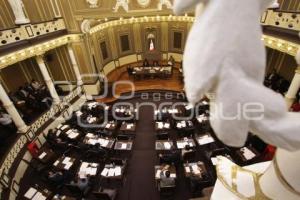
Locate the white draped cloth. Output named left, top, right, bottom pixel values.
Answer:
left=173, top=0, right=300, bottom=151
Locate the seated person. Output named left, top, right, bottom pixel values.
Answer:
left=0, top=112, right=16, bottom=132
left=45, top=129, right=57, bottom=142
left=47, top=171, right=65, bottom=184
left=8, top=92, right=25, bottom=106
left=70, top=177, right=90, bottom=191
left=31, top=79, right=42, bottom=90
left=160, top=170, right=175, bottom=188
left=0, top=112, right=13, bottom=126
left=17, top=86, right=29, bottom=100
left=181, top=145, right=194, bottom=158
left=159, top=148, right=180, bottom=164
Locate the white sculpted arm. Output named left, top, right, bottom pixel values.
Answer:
left=174, top=0, right=300, bottom=151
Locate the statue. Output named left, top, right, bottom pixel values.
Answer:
left=86, top=0, right=99, bottom=8
left=158, top=0, right=173, bottom=10
left=174, top=0, right=300, bottom=199
left=269, top=0, right=280, bottom=9
left=8, top=0, right=30, bottom=24
left=113, top=0, right=129, bottom=12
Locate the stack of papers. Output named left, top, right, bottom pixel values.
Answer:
left=155, top=170, right=161, bottom=178
left=121, top=143, right=127, bottom=149
left=68, top=131, right=79, bottom=139
left=32, top=192, right=47, bottom=200
left=241, top=147, right=256, bottom=160
left=86, top=133, right=94, bottom=138
left=185, top=167, right=191, bottom=173
left=79, top=162, right=98, bottom=177
left=198, top=135, right=214, bottom=145
left=38, top=152, right=47, bottom=159
left=101, top=167, right=122, bottom=177
left=164, top=142, right=171, bottom=149
left=24, top=187, right=37, bottom=199
left=191, top=165, right=201, bottom=175
left=157, top=122, right=163, bottom=129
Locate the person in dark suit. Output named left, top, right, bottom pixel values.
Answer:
left=160, top=170, right=175, bottom=188
left=47, top=171, right=65, bottom=184
left=70, top=177, right=90, bottom=191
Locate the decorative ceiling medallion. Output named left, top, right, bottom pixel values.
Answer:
left=86, top=0, right=98, bottom=8
left=137, top=0, right=151, bottom=8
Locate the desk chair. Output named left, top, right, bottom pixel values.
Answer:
left=65, top=183, right=91, bottom=198
left=116, top=134, right=131, bottom=141
left=182, top=150, right=196, bottom=162
left=159, top=185, right=176, bottom=200
left=156, top=132, right=169, bottom=140
left=93, top=187, right=117, bottom=200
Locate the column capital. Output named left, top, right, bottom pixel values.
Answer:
left=35, top=55, right=45, bottom=64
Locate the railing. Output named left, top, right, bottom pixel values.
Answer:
left=0, top=86, right=84, bottom=196
left=261, top=9, right=300, bottom=32
left=0, top=18, right=66, bottom=47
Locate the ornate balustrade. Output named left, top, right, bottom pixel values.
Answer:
left=0, top=18, right=66, bottom=47
left=261, top=9, right=300, bottom=32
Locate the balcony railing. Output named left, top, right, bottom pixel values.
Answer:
left=261, top=9, right=300, bottom=32
left=0, top=18, right=66, bottom=47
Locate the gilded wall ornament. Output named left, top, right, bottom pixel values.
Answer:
left=137, top=0, right=151, bottom=8
left=86, top=0, right=99, bottom=8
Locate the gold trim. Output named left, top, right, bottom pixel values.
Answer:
left=216, top=157, right=271, bottom=200
left=0, top=34, right=82, bottom=69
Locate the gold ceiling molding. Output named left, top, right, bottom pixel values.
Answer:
left=262, top=34, right=299, bottom=57
left=89, top=15, right=194, bottom=34
left=90, top=15, right=300, bottom=57
left=0, top=34, right=83, bottom=69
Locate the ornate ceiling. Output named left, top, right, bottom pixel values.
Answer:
left=60, top=0, right=176, bottom=32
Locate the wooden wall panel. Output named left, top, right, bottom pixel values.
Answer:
left=0, top=1, right=17, bottom=30
left=0, top=64, right=28, bottom=92
left=45, top=49, right=68, bottom=81
left=266, top=47, right=297, bottom=81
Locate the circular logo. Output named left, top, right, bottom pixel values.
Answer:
left=137, top=0, right=151, bottom=8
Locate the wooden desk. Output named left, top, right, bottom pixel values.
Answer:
left=183, top=162, right=207, bottom=179
left=196, top=114, right=209, bottom=124
left=155, top=122, right=171, bottom=131
left=53, top=156, right=75, bottom=171
left=114, top=140, right=133, bottom=151
left=84, top=133, right=115, bottom=149
left=100, top=164, right=124, bottom=180
left=132, top=66, right=172, bottom=79
left=63, top=129, right=81, bottom=141
left=104, top=121, right=117, bottom=131
left=196, top=134, right=215, bottom=146
left=175, top=120, right=194, bottom=130
left=119, top=122, right=136, bottom=134
left=36, top=147, right=56, bottom=164
left=155, top=140, right=174, bottom=150
left=24, top=187, right=52, bottom=200
left=77, top=162, right=99, bottom=178
left=52, top=195, right=76, bottom=200
left=154, top=164, right=176, bottom=180
left=176, top=138, right=196, bottom=149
